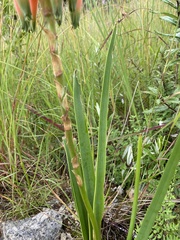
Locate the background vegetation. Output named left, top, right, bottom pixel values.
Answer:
left=0, top=0, right=179, bottom=238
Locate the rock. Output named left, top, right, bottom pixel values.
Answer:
left=60, top=232, right=73, bottom=240
left=2, top=209, right=63, bottom=240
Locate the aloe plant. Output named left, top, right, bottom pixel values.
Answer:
left=12, top=1, right=116, bottom=239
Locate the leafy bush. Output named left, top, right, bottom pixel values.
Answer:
left=136, top=181, right=179, bottom=239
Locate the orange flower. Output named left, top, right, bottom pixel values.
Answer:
left=13, top=0, right=23, bottom=18
left=13, top=0, right=38, bottom=31
left=13, top=0, right=82, bottom=30
left=76, top=0, right=82, bottom=12
left=70, top=0, right=83, bottom=28
left=28, top=0, right=38, bottom=30
left=15, top=0, right=31, bottom=18
left=13, top=0, right=29, bottom=30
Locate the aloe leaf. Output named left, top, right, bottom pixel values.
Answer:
left=73, top=74, right=95, bottom=206
left=64, top=131, right=100, bottom=239
left=93, top=26, right=116, bottom=228
left=136, top=134, right=180, bottom=239
left=63, top=139, right=89, bottom=240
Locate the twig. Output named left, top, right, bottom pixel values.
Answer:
left=100, top=9, right=137, bottom=50
left=26, top=104, right=64, bottom=131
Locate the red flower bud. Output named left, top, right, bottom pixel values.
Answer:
left=13, top=0, right=38, bottom=31
left=29, top=0, right=38, bottom=30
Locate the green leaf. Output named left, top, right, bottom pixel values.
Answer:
left=63, top=140, right=89, bottom=240
left=155, top=30, right=177, bottom=37
left=136, top=133, right=180, bottom=239
left=148, top=87, right=159, bottom=95
left=167, top=58, right=180, bottom=66
left=127, top=135, right=142, bottom=240
left=73, top=74, right=95, bottom=206
left=162, top=0, right=177, bottom=9
left=93, top=25, right=116, bottom=228
left=160, top=16, right=178, bottom=26
left=161, top=12, right=178, bottom=19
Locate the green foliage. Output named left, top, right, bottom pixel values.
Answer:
left=68, top=26, right=116, bottom=239
left=136, top=134, right=180, bottom=239
left=136, top=181, right=180, bottom=239
left=158, top=0, right=180, bottom=65
left=160, top=0, right=180, bottom=29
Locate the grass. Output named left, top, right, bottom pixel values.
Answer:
left=0, top=0, right=180, bottom=238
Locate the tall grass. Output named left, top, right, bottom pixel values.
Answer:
left=0, top=2, right=65, bottom=218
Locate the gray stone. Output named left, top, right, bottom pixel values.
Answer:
left=60, top=233, right=73, bottom=240
left=2, top=209, right=62, bottom=240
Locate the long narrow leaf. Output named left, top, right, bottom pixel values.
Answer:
left=160, top=16, right=178, bottom=26
left=64, top=140, right=89, bottom=240
left=64, top=138, right=100, bottom=240
left=93, top=26, right=116, bottom=228
left=162, top=0, right=177, bottom=9
left=73, top=74, right=95, bottom=206
left=127, top=135, right=142, bottom=240
left=136, top=133, right=180, bottom=239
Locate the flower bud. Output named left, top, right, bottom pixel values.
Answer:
left=29, top=0, right=38, bottom=30
left=13, top=0, right=38, bottom=31
left=13, top=0, right=26, bottom=29
left=16, top=0, right=31, bottom=19
left=51, top=0, right=63, bottom=26
left=70, top=0, right=82, bottom=28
